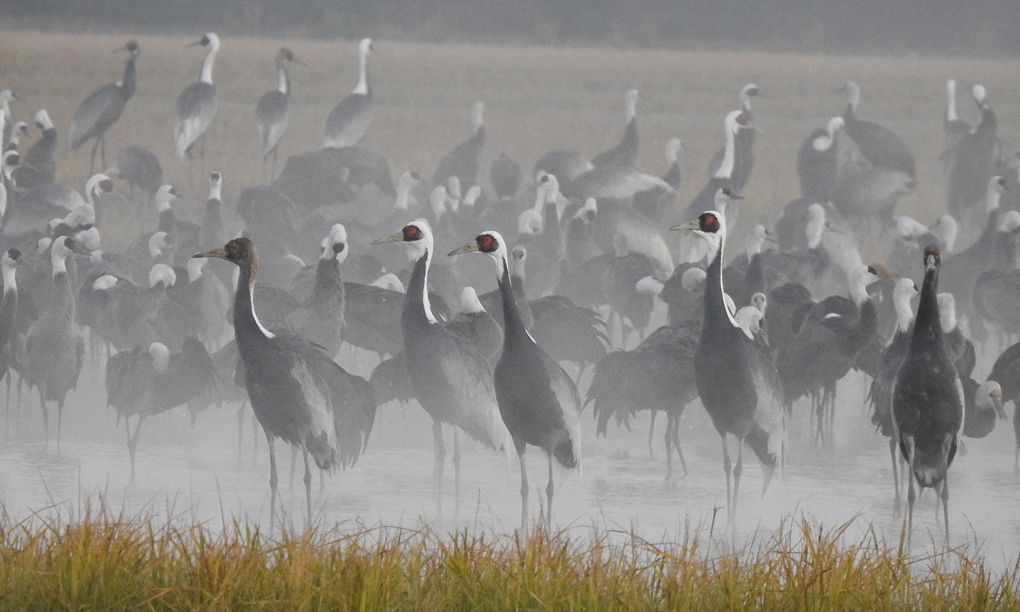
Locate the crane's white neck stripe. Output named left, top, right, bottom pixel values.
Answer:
left=422, top=248, right=438, bottom=325
left=249, top=284, right=276, bottom=339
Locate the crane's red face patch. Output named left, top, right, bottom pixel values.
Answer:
left=403, top=225, right=423, bottom=241
left=700, top=212, right=720, bottom=233
left=477, top=233, right=498, bottom=253
left=333, top=242, right=345, bottom=255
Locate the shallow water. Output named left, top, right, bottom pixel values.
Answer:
left=1, top=349, right=1018, bottom=571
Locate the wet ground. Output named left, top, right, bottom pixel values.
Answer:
left=1, top=354, right=1018, bottom=571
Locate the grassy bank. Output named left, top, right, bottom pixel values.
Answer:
left=0, top=503, right=1016, bottom=610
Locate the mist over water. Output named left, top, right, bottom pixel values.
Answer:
left=2, top=304, right=1017, bottom=570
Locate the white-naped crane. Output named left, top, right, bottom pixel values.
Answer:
left=892, top=245, right=963, bottom=549
left=777, top=263, right=881, bottom=445
left=323, top=38, right=374, bottom=149
left=23, top=236, right=87, bottom=449
left=0, top=248, right=23, bottom=431
left=256, top=47, right=304, bottom=179
left=587, top=320, right=699, bottom=483
left=194, top=237, right=376, bottom=527
left=591, top=88, right=640, bottom=169
left=796, top=116, right=844, bottom=202
left=672, top=210, right=785, bottom=524
left=868, top=276, right=918, bottom=509
left=68, top=40, right=139, bottom=175
left=432, top=100, right=485, bottom=191
left=174, top=33, right=221, bottom=174
left=105, top=337, right=218, bottom=478
left=450, top=230, right=581, bottom=530
left=840, top=80, right=916, bottom=180
left=372, top=220, right=511, bottom=517
left=16, top=109, right=57, bottom=189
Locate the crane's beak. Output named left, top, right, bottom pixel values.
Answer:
left=764, top=228, right=778, bottom=244
left=193, top=248, right=227, bottom=259
left=371, top=231, right=404, bottom=245
left=670, top=219, right=700, bottom=232
left=448, top=242, right=479, bottom=256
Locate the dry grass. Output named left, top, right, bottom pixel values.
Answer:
left=2, top=29, right=1020, bottom=252
left=0, top=501, right=1017, bottom=610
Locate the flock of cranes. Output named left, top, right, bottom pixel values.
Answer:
left=2, top=31, right=1020, bottom=541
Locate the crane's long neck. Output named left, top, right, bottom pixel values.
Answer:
left=310, top=256, right=343, bottom=312
left=0, top=265, right=17, bottom=346
left=703, top=234, right=740, bottom=333
left=403, top=250, right=437, bottom=332
left=2, top=263, right=16, bottom=297
left=894, top=293, right=914, bottom=334
left=233, top=257, right=275, bottom=343
left=715, top=120, right=737, bottom=180
left=354, top=46, right=369, bottom=96
left=498, top=257, right=531, bottom=348
left=121, top=54, right=138, bottom=99
left=199, top=45, right=218, bottom=84
left=945, top=80, right=958, bottom=123
left=911, top=266, right=942, bottom=352
left=277, top=60, right=290, bottom=95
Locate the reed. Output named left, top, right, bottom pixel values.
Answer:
left=0, top=501, right=1016, bottom=611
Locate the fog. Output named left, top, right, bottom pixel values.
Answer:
left=1, top=0, right=1020, bottom=577
left=4, top=0, right=1020, bottom=56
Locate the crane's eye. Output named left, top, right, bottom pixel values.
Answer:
left=403, top=225, right=422, bottom=241
left=700, top=213, right=720, bottom=232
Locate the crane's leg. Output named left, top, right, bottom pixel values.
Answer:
left=731, top=438, right=745, bottom=524
left=302, top=448, right=313, bottom=527
left=452, top=428, right=462, bottom=518
left=904, top=436, right=916, bottom=551
left=265, top=430, right=278, bottom=529
left=99, top=134, right=108, bottom=170
left=720, top=433, right=732, bottom=521
left=289, top=444, right=298, bottom=492
left=545, top=452, right=555, bottom=532
left=38, top=390, right=49, bottom=448
left=664, top=412, right=673, bottom=483
left=432, top=420, right=445, bottom=518
left=518, top=449, right=528, bottom=530
left=670, top=412, right=688, bottom=477
left=940, top=438, right=952, bottom=542
left=648, top=410, right=658, bottom=459
left=237, top=401, right=245, bottom=467
left=128, top=415, right=145, bottom=480
left=889, top=436, right=901, bottom=514
left=56, top=398, right=64, bottom=453
left=88, top=138, right=100, bottom=176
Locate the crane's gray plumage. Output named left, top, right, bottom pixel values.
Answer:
left=373, top=220, right=511, bottom=515
left=16, top=109, right=57, bottom=189
left=323, top=38, right=374, bottom=149
left=591, top=89, right=640, bottom=169
left=175, top=32, right=221, bottom=160
left=194, top=237, right=376, bottom=526
left=109, top=145, right=163, bottom=202
left=256, top=47, right=304, bottom=177
left=672, top=209, right=785, bottom=524
left=106, top=337, right=218, bottom=477
left=450, top=230, right=581, bottom=529
left=24, top=236, right=86, bottom=448
left=432, top=100, right=485, bottom=190
left=68, top=40, right=139, bottom=174
left=841, top=80, right=916, bottom=180
left=891, top=245, right=963, bottom=549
